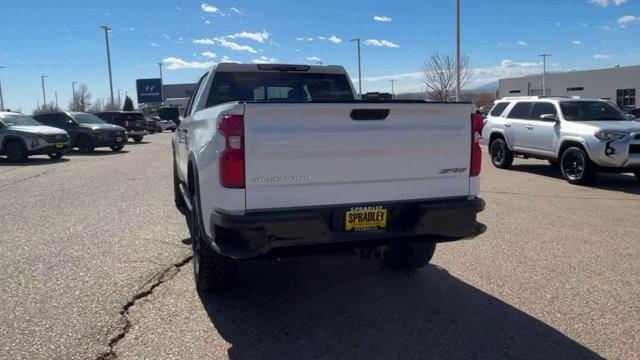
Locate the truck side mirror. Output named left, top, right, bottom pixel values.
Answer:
left=626, top=113, right=636, bottom=120
left=540, top=114, right=558, bottom=122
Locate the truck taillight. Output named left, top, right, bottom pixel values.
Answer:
left=470, top=114, right=483, bottom=177
left=218, top=115, right=245, bottom=188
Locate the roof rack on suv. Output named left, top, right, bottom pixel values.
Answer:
left=499, top=96, right=576, bottom=101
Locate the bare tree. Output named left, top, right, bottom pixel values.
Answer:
left=89, top=97, right=105, bottom=112
left=422, top=51, right=472, bottom=102
left=32, top=101, right=60, bottom=115
left=103, top=100, right=120, bottom=111
left=69, top=84, right=92, bottom=112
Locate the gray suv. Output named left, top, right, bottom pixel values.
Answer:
left=481, top=96, right=640, bottom=184
left=0, top=111, right=70, bottom=162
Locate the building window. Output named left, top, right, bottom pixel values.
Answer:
left=567, top=87, right=584, bottom=92
left=509, top=90, right=521, bottom=94
left=617, top=89, right=636, bottom=108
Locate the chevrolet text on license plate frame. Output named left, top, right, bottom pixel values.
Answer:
left=345, top=205, right=387, bottom=231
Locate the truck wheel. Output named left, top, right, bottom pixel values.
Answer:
left=110, top=145, right=124, bottom=152
left=382, top=242, right=436, bottom=270
left=77, top=136, right=94, bottom=154
left=190, top=174, right=237, bottom=292
left=173, top=159, right=188, bottom=215
left=490, top=138, right=514, bottom=169
left=560, top=147, right=596, bottom=185
left=48, top=152, right=64, bottom=160
left=5, top=141, right=28, bottom=162
left=133, top=135, right=143, bottom=143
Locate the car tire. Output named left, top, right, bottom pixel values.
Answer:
left=48, top=152, right=64, bottom=160
left=170, top=128, right=176, bottom=132
left=5, top=140, right=28, bottom=162
left=132, top=135, right=143, bottom=143
left=174, top=159, right=188, bottom=215
left=189, top=174, right=237, bottom=292
left=490, top=138, right=514, bottom=169
left=77, top=135, right=94, bottom=154
left=382, top=242, right=436, bottom=270
left=560, top=147, right=596, bottom=185
left=110, top=145, right=124, bottom=152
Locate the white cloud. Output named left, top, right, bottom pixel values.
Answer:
left=589, top=0, right=627, bottom=7
left=373, top=15, right=392, bottom=22
left=306, top=56, right=322, bottom=62
left=201, top=3, right=222, bottom=14
left=364, top=39, right=399, bottom=48
left=328, top=35, right=342, bottom=44
left=251, top=56, right=279, bottom=64
left=204, top=19, right=212, bottom=24
left=201, top=51, right=217, bottom=58
left=517, top=41, right=527, bottom=46
left=221, top=56, right=241, bottom=64
left=228, top=30, right=270, bottom=43
left=150, top=42, right=159, bottom=47
left=296, top=37, right=314, bottom=42
left=193, top=37, right=258, bottom=53
left=163, top=57, right=215, bottom=70
left=193, top=38, right=215, bottom=45
left=572, top=40, right=582, bottom=45
left=594, top=54, right=613, bottom=59
left=618, top=15, right=640, bottom=28
left=601, top=25, right=612, bottom=31
left=229, top=7, right=245, bottom=15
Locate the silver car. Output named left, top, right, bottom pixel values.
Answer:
left=0, top=111, right=71, bottom=162
left=481, top=96, right=640, bottom=184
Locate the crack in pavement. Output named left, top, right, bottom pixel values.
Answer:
left=482, top=190, right=640, bottom=202
left=96, top=255, right=193, bottom=360
left=0, top=170, right=54, bottom=189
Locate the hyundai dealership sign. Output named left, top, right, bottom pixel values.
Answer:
left=136, top=78, right=163, bottom=104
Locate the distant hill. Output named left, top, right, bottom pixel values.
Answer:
left=474, top=81, right=499, bottom=91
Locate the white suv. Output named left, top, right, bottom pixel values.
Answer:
left=481, top=96, right=640, bottom=184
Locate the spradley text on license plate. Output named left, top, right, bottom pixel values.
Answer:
left=345, top=205, right=387, bottom=231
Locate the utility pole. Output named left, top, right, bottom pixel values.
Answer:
left=41, top=75, right=48, bottom=106
left=158, top=62, right=164, bottom=104
left=316, top=61, right=323, bottom=66
left=0, top=66, right=5, bottom=110
left=72, top=82, right=77, bottom=107
left=101, top=25, right=115, bottom=105
left=455, top=0, right=461, bottom=102
left=538, top=54, right=552, bottom=96
left=350, top=38, right=362, bottom=97
left=54, top=91, right=58, bottom=109
left=117, top=88, right=122, bottom=107
left=389, top=79, right=397, bottom=99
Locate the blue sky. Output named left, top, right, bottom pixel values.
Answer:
left=0, top=0, right=639, bottom=112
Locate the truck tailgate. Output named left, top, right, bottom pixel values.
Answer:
left=243, top=102, right=473, bottom=211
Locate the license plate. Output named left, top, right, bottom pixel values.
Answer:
left=345, top=206, right=387, bottom=231
left=55, top=142, right=64, bottom=149
left=116, top=137, right=123, bottom=143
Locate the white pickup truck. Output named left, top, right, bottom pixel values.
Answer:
left=173, top=63, right=486, bottom=291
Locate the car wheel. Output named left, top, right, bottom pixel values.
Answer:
left=490, top=138, right=514, bottom=169
left=174, top=159, right=188, bottom=215
left=560, top=147, right=596, bottom=185
left=77, top=136, right=95, bottom=154
left=189, top=174, right=237, bottom=292
left=110, top=145, right=124, bottom=152
left=382, top=242, right=436, bottom=270
left=132, top=135, right=143, bottom=143
left=48, top=152, right=64, bottom=160
left=5, top=140, right=28, bottom=162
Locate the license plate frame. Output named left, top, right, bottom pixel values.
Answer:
left=345, top=206, right=388, bottom=232
left=55, top=142, right=64, bottom=149
left=115, top=137, right=123, bottom=143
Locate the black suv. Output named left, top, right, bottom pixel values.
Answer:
left=94, top=111, right=148, bottom=142
left=33, top=112, right=127, bottom=153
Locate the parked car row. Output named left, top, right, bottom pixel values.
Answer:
left=1, top=109, right=162, bottom=162
left=481, top=96, right=640, bottom=184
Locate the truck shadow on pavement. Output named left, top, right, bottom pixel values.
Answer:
left=509, top=164, right=640, bottom=195
left=0, top=157, right=70, bottom=166
left=198, top=254, right=601, bottom=360
left=65, top=149, right=130, bottom=156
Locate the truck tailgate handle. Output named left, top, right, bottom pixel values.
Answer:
left=350, top=109, right=390, bottom=121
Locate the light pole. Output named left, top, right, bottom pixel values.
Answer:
left=316, top=61, right=323, bottom=66
left=72, top=81, right=77, bottom=106
left=350, top=38, right=362, bottom=97
left=0, top=66, right=5, bottom=110
left=158, top=62, right=164, bottom=104
left=101, top=25, right=115, bottom=105
left=54, top=91, right=58, bottom=109
left=41, top=75, right=48, bottom=106
left=538, top=54, right=552, bottom=96
left=389, top=79, right=397, bottom=99
left=455, top=0, right=461, bottom=102
left=117, top=88, right=122, bottom=107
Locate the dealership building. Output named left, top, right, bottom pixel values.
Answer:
left=499, top=65, right=639, bottom=108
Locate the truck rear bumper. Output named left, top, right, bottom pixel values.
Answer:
left=208, top=197, right=486, bottom=259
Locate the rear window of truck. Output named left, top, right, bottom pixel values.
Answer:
left=206, top=71, right=355, bottom=107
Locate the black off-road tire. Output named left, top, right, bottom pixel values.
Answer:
left=132, top=135, right=144, bottom=143
left=490, top=138, right=514, bottom=169
left=5, top=141, right=28, bottom=162
left=48, top=152, right=64, bottom=160
left=560, top=147, right=596, bottom=185
left=110, top=145, right=124, bottom=152
left=77, top=135, right=94, bottom=154
left=382, top=242, right=437, bottom=271
left=189, top=176, right=237, bottom=292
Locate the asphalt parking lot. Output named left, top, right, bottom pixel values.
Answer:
left=1, top=133, right=639, bottom=359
